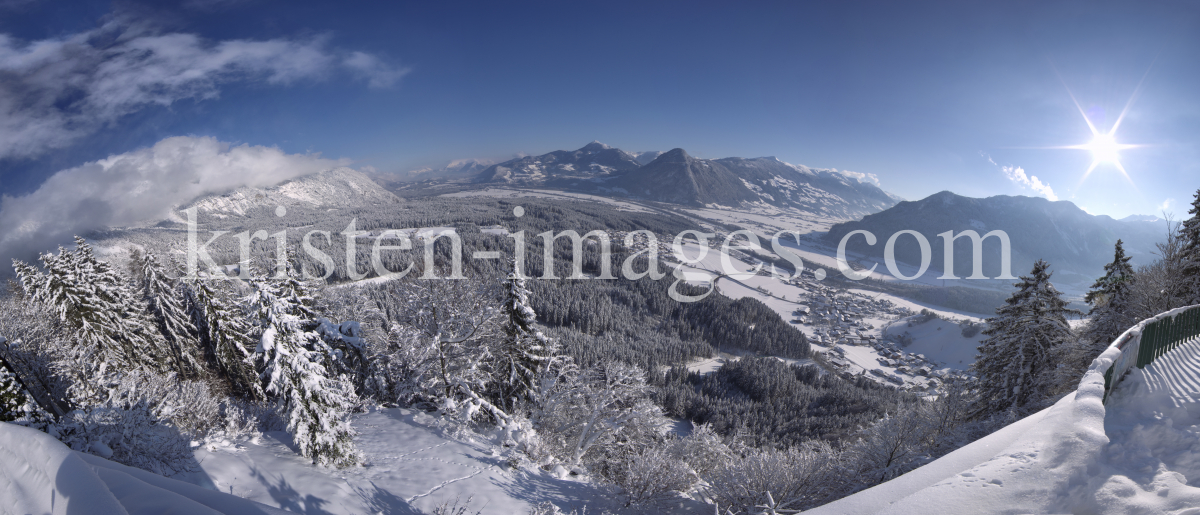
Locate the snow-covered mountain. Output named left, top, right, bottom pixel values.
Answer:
left=182, top=167, right=400, bottom=217
left=474, top=142, right=902, bottom=219
left=475, top=141, right=642, bottom=183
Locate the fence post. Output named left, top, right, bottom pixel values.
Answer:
left=1139, top=323, right=1154, bottom=368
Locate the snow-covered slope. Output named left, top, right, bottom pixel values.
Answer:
left=811, top=308, right=1200, bottom=514
left=183, top=167, right=400, bottom=217
left=0, top=421, right=288, bottom=515
left=169, top=407, right=703, bottom=514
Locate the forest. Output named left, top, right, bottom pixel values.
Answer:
left=2, top=190, right=1200, bottom=512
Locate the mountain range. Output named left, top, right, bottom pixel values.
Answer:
left=473, top=141, right=902, bottom=219
left=824, top=191, right=1168, bottom=288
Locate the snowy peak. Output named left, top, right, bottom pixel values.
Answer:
left=183, top=167, right=400, bottom=217
left=474, top=141, right=642, bottom=184
left=473, top=142, right=901, bottom=219
left=579, top=140, right=612, bottom=152
left=652, top=147, right=691, bottom=163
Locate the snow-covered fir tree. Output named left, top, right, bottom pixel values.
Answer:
left=137, top=252, right=204, bottom=377
left=1182, top=188, right=1200, bottom=302
left=252, top=267, right=360, bottom=468
left=0, top=344, right=32, bottom=422
left=185, top=278, right=264, bottom=400
left=12, top=237, right=168, bottom=376
left=1083, top=239, right=1136, bottom=347
left=490, top=258, right=556, bottom=413
left=974, top=259, right=1075, bottom=414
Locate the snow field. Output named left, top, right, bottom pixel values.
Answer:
left=174, top=407, right=680, bottom=514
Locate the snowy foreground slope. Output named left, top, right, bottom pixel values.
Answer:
left=4, top=407, right=705, bottom=514
left=812, top=331, right=1200, bottom=514
left=169, top=408, right=652, bottom=514
left=0, top=421, right=290, bottom=515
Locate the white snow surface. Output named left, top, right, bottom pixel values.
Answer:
left=171, top=407, right=695, bottom=514
left=812, top=313, right=1200, bottom=514
left=0, top=421, right=288, bottom=515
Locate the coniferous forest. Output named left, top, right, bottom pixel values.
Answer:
left=3, top=191, right=1200, bottom=512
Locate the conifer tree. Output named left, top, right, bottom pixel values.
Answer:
left=0, top=353, right=32, bottom=422
left=491, top=258, right=555, bottom=413
left=1083, top=240, right=1136, bottom=347
left=974, top=260, right=1075, bottom=414
left=138, top=252, right=204, bottom=376
left=185, top=279, right=263, bottom=400
left=1181, top=189, right=1200, bottom=302
left=12, top=237, right=166, bottom=373
left=252, top=267, right=360, bottom=468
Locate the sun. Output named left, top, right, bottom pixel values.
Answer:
left=1068, top=129, right=1138, bottom=182
left=1053, top=71, right=1149, bottom=186
left=1083, top=133, right=1121, bottom=164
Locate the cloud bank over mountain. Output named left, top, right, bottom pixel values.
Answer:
left=0, top=136, right=344, bottom=266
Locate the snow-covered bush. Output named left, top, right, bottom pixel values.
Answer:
left=844, top=407, right=932, bottom=485
left=527, top=502, right=586, bottom=515
left=667, top=423, right=732, bottom=478
left=599, top=444, right=695, bottom=507
left=379, top=277, right=510, bottom=424
left=703, top=441, right=842, bottom=514
left=532, top=361, right=664, bottom=466
left=57, top=400, right=195, bottom=475
left=958, top=320, right=984, bottom=338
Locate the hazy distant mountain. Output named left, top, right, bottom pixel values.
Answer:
left=1119, top=214, right=1163, bottom=223
left=475, top=142, right=901, bottom=218
left=402, top=159, right=497, bottom=181
left=633, top=150, right=665, bottom=165
left=183, top=167, right=400, bottom=217
left=824, top=191, right=1167, bottom=287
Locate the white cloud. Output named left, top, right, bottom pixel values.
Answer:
left=0, top=22, right=407, bottom=160
left=344, top=51, right=410, bottom=89
left=1001, top=165, right=1057, bottom=201
left=837, top=169, right=882, bottom=187
left=0, top=136, right=344, bottom=264
left=1159, top=198, right=1175, bottom=213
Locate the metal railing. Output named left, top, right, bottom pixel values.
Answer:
left=1102, top=304, right=1200, bottom=404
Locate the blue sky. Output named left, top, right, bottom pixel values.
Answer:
left=1, top=0, right=1198, bottom=220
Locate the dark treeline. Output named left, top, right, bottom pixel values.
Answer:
left=658, top=357, right=917, bottom=448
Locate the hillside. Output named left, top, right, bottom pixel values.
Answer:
left=824, top=191, right=1167, bottom=289
left=181, top=167, right=401, bottom=218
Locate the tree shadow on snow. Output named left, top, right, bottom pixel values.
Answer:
left=248, top=464, right=335, bottom=515
left=353, top=481, right=424, bottom=515
left=495, top=470, right=612, bottom=514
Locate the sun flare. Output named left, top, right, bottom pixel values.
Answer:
left=1068, top=130, right=1137, bottom=182
left=1084, top=133, right=1121, bottom=164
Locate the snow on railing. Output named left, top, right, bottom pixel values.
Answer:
left=1098, top=304, right=1200, bottom=404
